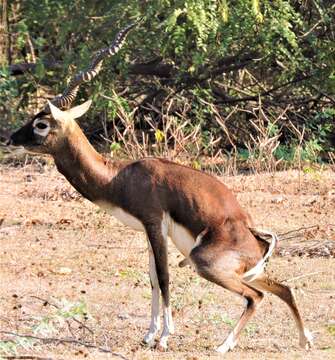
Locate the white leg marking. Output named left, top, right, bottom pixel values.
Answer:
left=157, top=217, right=174, bottom=350
left=158, top=305, right=174, bottom=350
left=164, top=212, right=195, bottom=257
left=216, top=296, right=263, bottom=354
left=216, top=331, right=238, bottom=354
left=143, top=243, right=160, bottom=346
left=288, top=289, right=313, bottom=350
left=299, top=328, right=313, bottom=350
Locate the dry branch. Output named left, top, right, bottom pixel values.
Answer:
left=7, top=61, right=62, bottom=76
left=277, top=240, right=335, bottom=258
left=284, top=271, right=327, bottom=283
left=30, top=296, right=94, bottom=335
left=278, top=225, right=320, bottom=241
left=0, top=331, right=129, bottom=360
left=3, top=356, right=53, bottom=360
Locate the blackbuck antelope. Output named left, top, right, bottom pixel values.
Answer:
left=8, top=23, right=313, bottom=354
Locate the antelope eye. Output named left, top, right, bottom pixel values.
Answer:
left=36, top=122, right=48, bottom=130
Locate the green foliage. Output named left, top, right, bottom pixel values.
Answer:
left=308, top=108, right=335, bottom=153
left=0, top=340, right=17, bottom=356
left=56, top=298, right=88, bottom=319
left=0, top=68, right=18, bottom=100
left=273, top=144, right=295, bottom=162
left=0, top=337, right=35, bottom=358
left=0, top=68, right=20, bottom=131
left=110, top=142, right=121, bottom=154
left=0, top=298, right=89, bottom=358
left=14, top=20, right=29, bottom=49
left=2, top=0, right=334, bottom=166
left=13, top=0, right=328, bottom=90
left=328, top=324, right=335, bottom=337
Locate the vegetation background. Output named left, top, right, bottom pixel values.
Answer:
left=0, top=0, right=334, bottom=171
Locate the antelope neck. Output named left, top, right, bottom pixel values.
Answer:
left=52, top=124, right=119, bottom=201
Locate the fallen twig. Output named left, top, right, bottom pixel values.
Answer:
left=0, top=331, right=129, bottom=360
left=278, top=225, right=320, bottom=240
left=30, top=296, right=94, bottom=335
left=278, top=233, right=305, bottom=242
left=284, top=271, right=327, bottom=283
left=277, top=239, right=335, bottom=258
left=3, top=356, right=53, bottom=360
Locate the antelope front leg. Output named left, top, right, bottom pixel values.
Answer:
left=146, top=223, right=174, bottom=351
left=159, top=303, right=174, bottom=351
left=143, top=242, right=160, bottom=346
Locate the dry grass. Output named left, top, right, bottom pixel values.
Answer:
left=0, top=164, right=334, bottom=359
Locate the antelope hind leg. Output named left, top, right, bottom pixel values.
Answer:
left=190, top=246, right=264, bottom=354
left=248, top=275, right=313, bottom=350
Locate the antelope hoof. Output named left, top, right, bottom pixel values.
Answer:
left=142, top=337, right=155, bottom=348
left=216, top=342, right=236, bottom=354
left=156, top=338, right=168, bottom=352
left=299, top=329, right=313, bottom=350
left=156, top=343, right=168, bottom=352
left=216, top=333, right=237, bottom=354
left=157, top=344, right=168, bottom=352
left=142, top=331, right=159, bottom=348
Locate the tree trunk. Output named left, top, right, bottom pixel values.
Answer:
left=0, top=0, right=11, bottom=65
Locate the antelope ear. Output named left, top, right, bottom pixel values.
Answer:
left=48, top=100, right=68, bottom=122
left=67, top=100, right=92, bottom=119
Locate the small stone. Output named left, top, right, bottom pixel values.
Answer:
left=118, top=313, right=130, bottom=320
left=54, top=267, right=72, bottom=275
left=303, top=197, right=317, bottom=206
left=271, top=195, right=285, bottom=204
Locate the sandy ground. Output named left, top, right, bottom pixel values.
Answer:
left=0, top=164, right=334, bottom=359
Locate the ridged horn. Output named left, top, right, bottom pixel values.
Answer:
left=45, top=20, right=140, bottom=112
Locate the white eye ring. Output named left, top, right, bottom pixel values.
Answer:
left=33, top=119, right=50, bottom=137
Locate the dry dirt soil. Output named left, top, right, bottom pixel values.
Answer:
left=0, top=164, right=334, bottom=360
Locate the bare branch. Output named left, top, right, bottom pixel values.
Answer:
left=0, top=331, right=129, bottom=360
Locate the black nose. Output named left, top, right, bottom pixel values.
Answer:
left=8, top=120, right=35, bottom=146
left=6, top=138, right=13, bottom=146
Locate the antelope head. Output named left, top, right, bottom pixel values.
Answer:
left=8, top=21, right=139, bottom=154
left=9, top=100, right=92, bottom=154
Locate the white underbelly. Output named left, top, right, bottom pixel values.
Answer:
left=163, top=213, right=195, bottom=257
left=95, top=202, right=195, bottom=256
left=95, top=201, right=144, bottom=231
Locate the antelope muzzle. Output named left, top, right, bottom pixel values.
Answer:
left=8, top=120, right=35, bottom=147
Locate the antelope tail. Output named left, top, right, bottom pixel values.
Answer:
left=243, top=228, right=279, bottom=282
